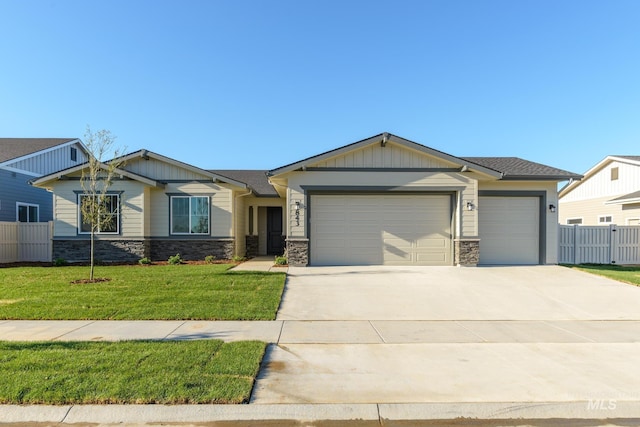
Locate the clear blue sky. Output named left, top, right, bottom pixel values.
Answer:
left=1, top=0, right=639, bottom=176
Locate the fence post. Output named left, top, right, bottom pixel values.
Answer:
left=610, top=224, right=617, bottom=264
left=573, top=224, right=578, bottom=265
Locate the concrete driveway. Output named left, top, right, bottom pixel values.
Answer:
left=252, top=265, right=640, bottom=408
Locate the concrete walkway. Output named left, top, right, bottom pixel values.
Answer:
left=230, top=255, right=289, bottom=272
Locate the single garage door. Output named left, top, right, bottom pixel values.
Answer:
left=310, top=194, right=452, bottom=266
left=478, top=196, right=540, bottom=265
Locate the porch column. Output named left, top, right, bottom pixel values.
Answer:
left=252, top=205, right=259, bottom=236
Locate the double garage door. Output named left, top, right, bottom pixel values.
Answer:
left=309, top=194, right=542, bottom=266
left=310, top=194, right=452, bottom=266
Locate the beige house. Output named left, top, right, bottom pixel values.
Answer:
left=559, top=156, right=640, bottom=226
left=33, top=133, right=580, bottom=266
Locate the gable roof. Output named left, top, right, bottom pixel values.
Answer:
left=268, top=133, right=504, bottom=178
left=0, top=138, right=80, bottom=164
left=268, top=132, right=580, bottom=181
left=31, top=161, right=165, bottom=189
left=559, top=155, right=640, bottom=198
left=605, top=190, right=640, bottom=205
left=209, top=170, right=277, bottom=197
left=462, top=157, right=582, bottom=180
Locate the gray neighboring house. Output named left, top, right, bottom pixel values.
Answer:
left=0, top=138, right=88, bottom=223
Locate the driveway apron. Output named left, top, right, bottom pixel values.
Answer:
left=251, top=265, right=640, bottom=406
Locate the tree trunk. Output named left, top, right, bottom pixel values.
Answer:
left=90, top=230, right=95, bottom=281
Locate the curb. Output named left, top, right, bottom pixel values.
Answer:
left=3, top=402, right=640, bottom=424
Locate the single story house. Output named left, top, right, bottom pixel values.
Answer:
left=33, top=133, right=581, bottom=266
left=559, top=155, right=640, bottom=226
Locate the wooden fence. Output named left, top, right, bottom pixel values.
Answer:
left=559, top=224, right=640, bottom=265
left=0, top=221, right=53, bottom=263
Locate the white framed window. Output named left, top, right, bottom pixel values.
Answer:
left=70, top=147, right=78, bottom=162
left=598, top=215, right=613, bottom=224
left=627, top=218, right=640, bottom=226
left=566, top=218, right=583, bottom=225
left=78, top=194, right=120, bottom=234
left=170, top=196, right=210, bottom=235
left=16, top=202, right=39, bottom=222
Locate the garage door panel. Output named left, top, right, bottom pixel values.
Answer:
left=478, top=196, right=539, bottom=265
left=311, top=194, right=452, bottom=266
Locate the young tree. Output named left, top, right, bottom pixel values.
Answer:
left=80, top=127, right=126, bottom=281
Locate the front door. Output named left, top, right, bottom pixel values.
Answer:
left=267, top=207, right=284, bottom=255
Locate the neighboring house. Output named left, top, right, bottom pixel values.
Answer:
left=32, top=133, right=580, bottom=266
left=0, top=138, right=88, bottom=223
left=559, top=156, right=640, bottom=226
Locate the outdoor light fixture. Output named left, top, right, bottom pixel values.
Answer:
left=549, top=204, right=556, bottom=213
left=466, top=201, right=475, bottom=211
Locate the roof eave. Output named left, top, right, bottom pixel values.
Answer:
left=502, top=174, right=583, bottom=181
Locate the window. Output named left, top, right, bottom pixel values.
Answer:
left=171, top=196, right=209, bottom=235
left=70, top=147, right=78, bottom=162
left=78, top=194, right=120, bottom=234
left=611, top=167, right=619, bottom=181
left=598, top=215, right=613, bottom=224
left=566, top=218, right=583, bottom=225
left=16, top=203, right=39, bottom=222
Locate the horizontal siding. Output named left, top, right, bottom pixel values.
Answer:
left=9, top=143, right=87, bottom=175
left=311, top=142, right=458, bottom=169
left=559, top=196, right=640, bottom=225
left=125, top=158, right=212, bottom=181
left=286, top=170, right=476, bottom=239
left=51, top=180, right=145, bottom=237
left=149, top=182, right=233, bottom=237
left=562, top=160, right=640, bottom=202
left=0, top=169, right=53, bottom=222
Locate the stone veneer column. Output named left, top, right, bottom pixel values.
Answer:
left=286, top=238, right=309, bottom=266
left=454, top=239, right=480, bottom=266
left=245, top=235, right=259, bottom=258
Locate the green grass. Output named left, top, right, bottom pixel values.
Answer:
left=0, top=340, right=265, bottom=404
left=566, top=264, right=640, bottom=286
left=0, top=264, right=285, bottom=320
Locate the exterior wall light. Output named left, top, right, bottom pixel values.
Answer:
left=549, top=204, right=556, bottom=213
left=466, top=201, right=475, bottom=211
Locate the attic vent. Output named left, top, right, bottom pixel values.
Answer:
left=611, top=167, right=619, bottom=181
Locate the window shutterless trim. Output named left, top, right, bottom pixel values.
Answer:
left=77, top=193, right=121, bottom=235
left=565, top=217, right=583, bottom=225
left=169, top=195, right=211, bottom=235
left=16, top=202, right=39, bottom=222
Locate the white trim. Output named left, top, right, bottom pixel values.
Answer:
left=560, top=155, right=640, bottom=198
left=78, top=194, right=120, bottom=235
left=32, top=163, right=164, bottom=189
left=0, top=165, right=42, bottom=177
left=598, top=215, right=613, bottom=224
left=16, top=202, right=40, bottom=222
left=0, top=139, right=84, bottom=168
left=626, top=218, right=640, bottom=225
left=565, top=217, right=583, bottom=225
left=170, top=195, right=210, bottom=235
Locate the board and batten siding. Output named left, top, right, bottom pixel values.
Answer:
left=149, top=182, right=234, bottom=237
left=561, top=160, right=640, bottom=202
left=310, top=142, right=460, bottom=169
left=8, top=143, right=87, bottom=176
left=476, top=180, right=558, bottom=264
left=559, top=196, right=640, bottom=226
left=51, top=180, right=146, bottom=238
left=125, top=157, right=212, bottom=181
left=285, top=170, right=477, bottom=239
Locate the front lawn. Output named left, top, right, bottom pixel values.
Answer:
left=0, top=340, right=265, bottom=404
left=566, top=264, right=640, bottom=286
left=0, top=264, right=285, bottom=320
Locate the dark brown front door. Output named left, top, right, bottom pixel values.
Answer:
left=267, top=207, right=284, bottom=255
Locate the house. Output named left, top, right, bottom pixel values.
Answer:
left=32, top=133, right=581, bottom=266
left=559, top=156, right=640, bottom=226
left=0, top=138, right=88, bottom=223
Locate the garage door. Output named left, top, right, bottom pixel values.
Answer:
left=478, top=196, right=540, bottom=265
left=310, top=194, right=452, bottom=266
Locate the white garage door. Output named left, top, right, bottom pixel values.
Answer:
left=478, top=196, right=540, bottom=265
left=310, top=194, right=452, bottom=266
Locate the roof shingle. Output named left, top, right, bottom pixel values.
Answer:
left=462, top=157, right=582, bottom=179
left=209, top=170, right=277, bottom=197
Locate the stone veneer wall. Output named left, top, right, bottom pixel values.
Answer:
left=454, top=240, right=480, bottom=266
left=286, top=238, right=308, bottom=266
left=245, top=235, right=259, bottom=258
left=53, top=239, right=145, bottom=262
left=150, top=239, right=235, bottom=261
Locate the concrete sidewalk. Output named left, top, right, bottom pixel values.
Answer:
left=230, top=256, right=289, bottom=272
